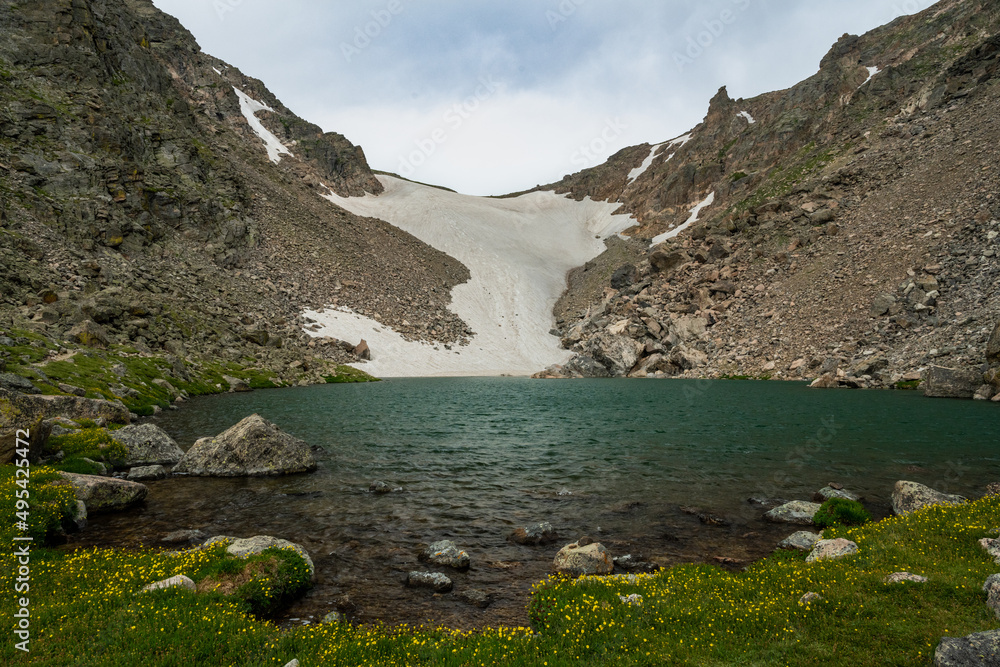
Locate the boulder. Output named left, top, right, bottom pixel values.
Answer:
left=0, top=415, right=50, bottom=465
left=127, top=465, right=167, bottom=481
left=934, top=631, right=1000, bottom=667
left=884, top=572, right=929, bottom=584
left=981, top=538, right=1000, bottom=564
left=457, top=589, right=494, bottom=609
left=809, top=373, right=840, bottom=389
left=806, top=538, right=859, bottom=563
left=222, top=375, right=252, bottom=392
left=612, top=554, right=658, bottom=573
left=509, top=522, right=558, bottom=546
left=553, top=541, right=614, bottom=576
left=764, top=501, right=822, bottom=525
left=778, top=531, right=822, bottom=551
left=368, top=481, right=394, bottom=494
left=421, top=540, right=471, bottom=570
left=59, top=472, right=147, bottom=513
left=984, top=574, right=1000, bottom=619
left=406, top=571, right=453, bottom=593
left=610, top=264, right=637, bottom=289
left=813, top=486, right=861, bottom=502
left=0, top=372, right=40, bottom=394
left=112, top=423, right=184, bottom=467
left=922, top=365, right=983, bottom=399
left=649, top=250, right=689, bottom=274
left=353, top=340, right=371, bottom=361
left=202, top=535, right=315, bottom=578
left=161, top=529, right=205, bottom=545
left=987, top=321, right=1000, bottom=365
left=141, top=575, right=196, bottom=593
left=1, top=390, right=130, bottom=440
left=173, top=414, right=316, bottom=477
left=891, top=481, right=967, bottom=515
left=68, top=320, right=111, bottom=348
left=584, top=334, right=643, bottom=376
left=67, top=500, right=87, bottom=532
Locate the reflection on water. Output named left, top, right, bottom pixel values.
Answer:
left=64, top=378, right=1000, bottom=629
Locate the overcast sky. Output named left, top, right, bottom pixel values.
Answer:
left=151, top=0, right=933, bottom=196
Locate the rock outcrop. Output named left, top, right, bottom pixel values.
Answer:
left=173, top=414, right=316, bottom=477
left=934, top=630, right=1000, bottom=667
left=891, top=481, right=967, bottom=515
left=112, top=423, right=184, bottom=467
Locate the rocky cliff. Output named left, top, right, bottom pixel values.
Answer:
left=0, top=0, right=472, bottom=407
left=536, top=0, right=1000, bottom=398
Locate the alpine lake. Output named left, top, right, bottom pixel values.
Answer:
left=63, top=378, right=1000, bottom=630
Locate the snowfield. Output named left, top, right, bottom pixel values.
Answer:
left=306, top=175, right=635, bottom=377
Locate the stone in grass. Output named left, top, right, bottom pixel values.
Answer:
left=813, top=485, right=862, bottom=503
left=141, top=574, right=196, bottom=593
left=406, top=571, right=453, bottom=593
left=554, top=540, right=614, bottom=576
left=983, top=574, right=1000, bottom=619
left=421, top=540, right=471, bottom=570
left=202, top=535, right=315, bottom=578
left=173, top=414, right=316, bottom=477
left=892, top=481, right=968, bottom=516
left=764, top=500, right=823, bottom=525
left=980, top=538, right=1000, bottom=565
left=778, top=531, right=822, bottom=552
left=934, top=630, right=1000, bottom=667
left=798, top=592, right=823, bottom=605
left=283, top=661, right=301, bottom=667
left=112, top=423, right=184, bottom=467
left=806, top=538, right=859, bottom=563
left=885, top=572, right=929, bottom=584
left=322, top=611, right=346, bottom=623
left=509, top=522, right=558, bottom=546
left=58, top=472, right=147, bottom=513
left=127, top=465, right=167, bottom=482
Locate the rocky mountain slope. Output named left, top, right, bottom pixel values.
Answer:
left=534, top=0, right=1000, bottom=397
left=0, top=0, right=473, bottom=406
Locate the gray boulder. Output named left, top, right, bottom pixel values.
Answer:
left=202, top=535, right=315, bottom=578
left=981, top=538, right=1000, bottom=565
left=127, top=465, right=168, bottom=482
left=923, top=365, right=983, bottom=399
left=509, top=522, right=558, bottom=546
left=764, top=501, right=822, bottom=525
left=113, top=424, right=184, bottom=467
left=885, top=572, right=929, bottom=584
left=161, top=529, right=205, bottom=545
left=0, top=372, right=40, bottom=394
left=406, top=571, right=453, bottom=592
left=173, top=414, right=316, bottom=477
left=554, top=541, right=614, bottom=576
left=457, top=589, right=494, bottom=609
left=814, top=485, right=861, bottom=502
left=59, top=472, right=147, bottom=513
left=984, top=574, right=1000, bottom=619
left=892, top=481, right=967, bottom=515
left=421, top=540, right=470, bottom=570
left=806, top=538, right=859, bottom=563
left=141, top=575, right=196, bottom=593
left=778, top=531, right=822, bottom=551
left=934, top=631, right=1000, bottom=666
left=584, top=334, right=643, bottom=376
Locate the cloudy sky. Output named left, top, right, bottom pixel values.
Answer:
left=152, top=0, right=933, bottom=196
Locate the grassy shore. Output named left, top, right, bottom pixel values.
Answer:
left=2, top=466, right=998, bottom=665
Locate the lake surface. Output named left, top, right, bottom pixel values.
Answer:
left=67, top=378, right=1000, bottom=629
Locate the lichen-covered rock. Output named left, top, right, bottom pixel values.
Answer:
left=778, top=531, right=822, bottom=551
left=141, top=574, right=196, bottom=593
left=59, top=472, right=147, bottom=513
left=202, top=535, right=315, bottom=578
left=509, top=522, right=558, bottom=546
left=885, top=572, right=929, bottom=584
left=421, top=540, right=471, bottom=570
left=813, top=485, right=861, bottom=502
left=764, top=500, right=822, bottom=525
left=984, top=574, right=1000, bottom=619
left=406, top=571, right=453, bottom=592
left=554, top=541, right=614, bottom=576
left=980, top=538, right=1000, bottom=565
left=806, top=538, right=858, bottom=563
left=173, top=414, right=316, bottom=477
left=892, top=481, right=967, bottom=515
left=112, top=423, right=184, bottom=467
left=934, top=630, right=1000, bottom=666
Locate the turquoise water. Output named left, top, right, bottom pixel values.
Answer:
left=75, top=378, right=1000, bottom=628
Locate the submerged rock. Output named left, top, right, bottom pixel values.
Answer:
left=127, top=464, right=168, bottom=481
left=509, top=522, right=558, bottom=546
left=406, top=571, right=453, bottom=593
left=161, top=529, right=205, bottom=545
left=458, top=589, right=494, bottom=609
left=554, top=541, right=614, bottom=576
left=59, top=472, right=147, bottom=513
left=764, top=501, right=822, bottom=525
left=613, top=554, right=658, bottom=573
left=813, top=485, right=861, bottom=502
left=891, top=481, right=967, bottom=515
left=173, top=414, right=316, bottom=477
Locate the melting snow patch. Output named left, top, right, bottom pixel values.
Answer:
left=308, top=176, right=636, bottom=377
left=650, top=191, right=716, bottom=247
left=859, top=66, right=881, bottom=89
left=626, top=133, right=693, bottom=184
left=738, top=111, right=756, bottom=124
left=212, top=67, right=222, bottom=76
left=233, top=87, right=292, bottom=164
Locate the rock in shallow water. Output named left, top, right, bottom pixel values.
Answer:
left=421, top=540, right=471, bottom=570
left=554, top=541, right=614, bottom=576
left=112, top=423, right=184, bottom=467
left=778, top=531, right=822, bottom=551
left=764, top=501, right=822, bottom=525
left=173, top=414, right=316, bottom=477
left=406, top=571, right=453, bottom=592
left=127, top=464, right=167, bottom=481
left=509, top=522, right=558, bottom=546
left=58, top=472, right=147, bottom=513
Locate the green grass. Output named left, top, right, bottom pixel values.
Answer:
left=1, top=461, right=997, bottom=665
left=44, top=426, right=127, bottom=465
left=813, top=498, right=872, bottom=529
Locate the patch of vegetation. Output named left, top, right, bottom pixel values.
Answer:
left=51, top=456, right=107, bottom=476
left=719, top=373, right=773, bottom=381
left=895, top=379, right=923, bottom=390
left=0, top=465, right=77, bottom=543
left=324, top=365, right=378, bottom=383
left=732, top=142, right=838, bottom=214
left=729, top=171, right=748, bottom=182
left=813, top=498, right=873, bottom=529
left=45, top=426, right=126, bottom=465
